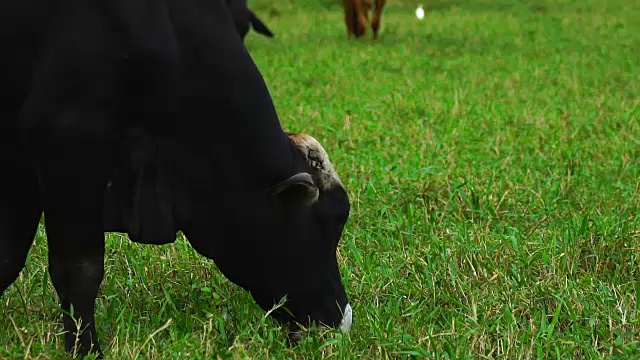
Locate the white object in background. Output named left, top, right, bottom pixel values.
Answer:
left=416, top=5, right=425, bottom=20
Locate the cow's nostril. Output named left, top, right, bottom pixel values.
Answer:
left=339, top=303, right=353, bottom=333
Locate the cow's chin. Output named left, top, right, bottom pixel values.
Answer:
left=285, top=303, right=353, bottom=345
left=259, top=299, right=353, bottom=342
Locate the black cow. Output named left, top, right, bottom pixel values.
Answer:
left=226, top=0, right=274, bottom=40
left=0, top=0, right=350, bottom=358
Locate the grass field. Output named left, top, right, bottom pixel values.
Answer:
left=2, top=0, right=640, bottom=358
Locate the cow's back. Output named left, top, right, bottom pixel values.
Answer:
left=1, top=0, right=294, bottom=183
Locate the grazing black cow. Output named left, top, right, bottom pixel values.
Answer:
left=226, top=0, right=275, bottom=40
left=0, top=0, right=351, bottom=358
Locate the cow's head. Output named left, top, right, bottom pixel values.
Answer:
left=103, top=130, right=351, bottom=336
left=180, top=133, right=352, bottom=336
left=257, top=133, right=352, bottom=333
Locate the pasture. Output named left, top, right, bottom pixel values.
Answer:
left=2, top=0, right=639, bottom=358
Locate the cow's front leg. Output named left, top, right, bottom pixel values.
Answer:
left=39, top=139, right=109, bottom=358
left=0, top=163, right=42, bottom=294
left=341, top=0, right=355, bottom=38
left=354, top=0, right=369, bottom=38
left=371, top=0, right=386, bottom=41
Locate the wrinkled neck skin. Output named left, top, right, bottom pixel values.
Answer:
left=104, top=120, right=301, bottom=287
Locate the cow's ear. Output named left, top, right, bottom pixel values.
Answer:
left=270, top=172, right=319, bottom=207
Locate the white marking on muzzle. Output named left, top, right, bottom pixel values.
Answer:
left=339, top=303, right=353, bottom=333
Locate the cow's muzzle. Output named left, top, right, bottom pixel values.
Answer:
left=288, top=303, right=353, bottom=344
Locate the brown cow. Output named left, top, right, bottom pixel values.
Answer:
left=340, top=0, right=386, bottom=40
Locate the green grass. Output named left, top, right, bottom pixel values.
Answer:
left=2, top=0, right=640, bottom=358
